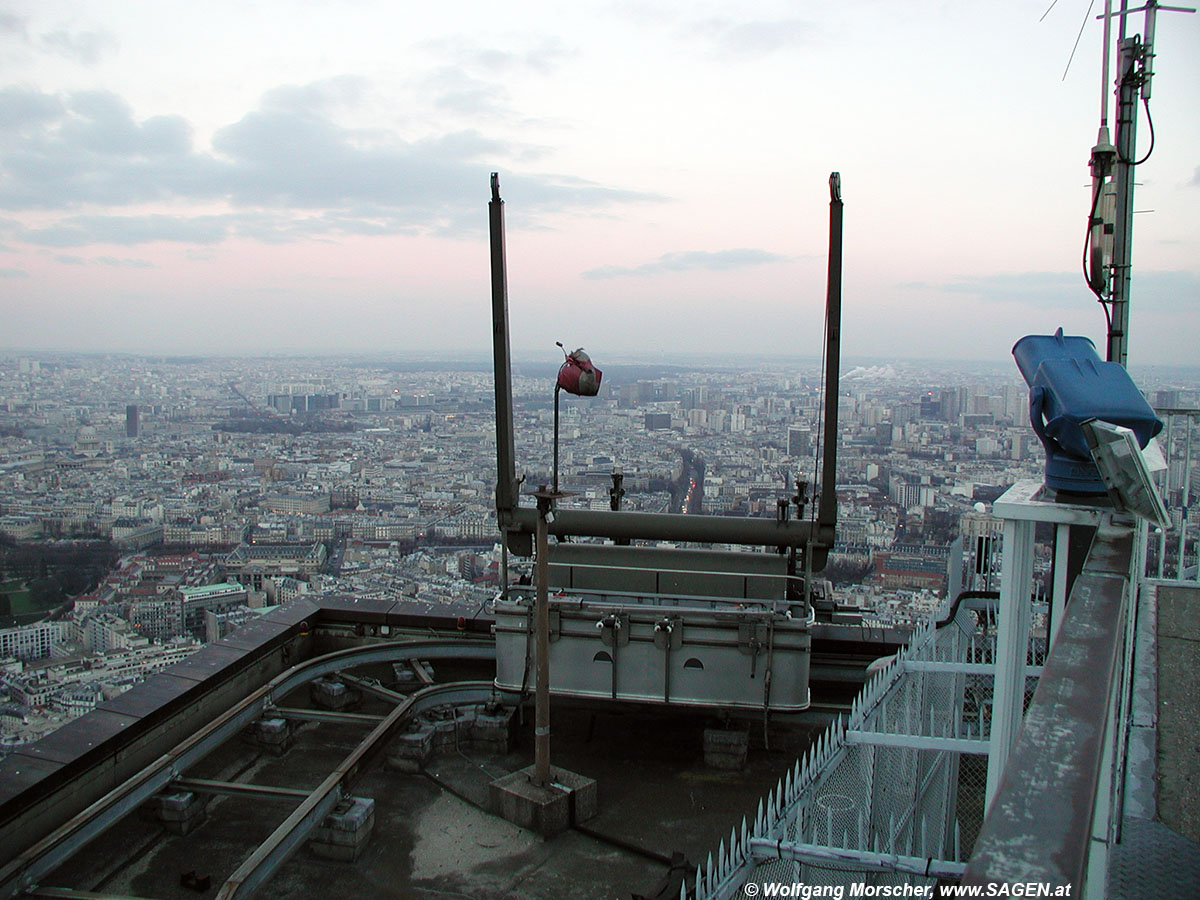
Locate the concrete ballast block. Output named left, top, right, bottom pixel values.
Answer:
left=703, top=726, right=749, bottom=770
left=310, top=796, right=375, bottom=862
left=310, top=677, right=361, bottom=711
left=386, top=725, right=435, bottom=773
left=243, top=716, right=294, bottom=755
left=141, top=790, right=207, bottom=835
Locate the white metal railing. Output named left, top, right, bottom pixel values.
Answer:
left=693, top=479, right=1149, bottom=899
left=691, top=604, right=1013, bottom=900
left=1146, top=408, right=1199, bottom=583
left=965, top=515, right=1137, bottom=897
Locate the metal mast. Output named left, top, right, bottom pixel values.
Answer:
left=1107, top=33, right=1139, bottom=366
left=1099, top=1, right=1194, bottom=365
left=812, top=173, right=843, bottom=571
left=489, top=174, right=518, bottom=517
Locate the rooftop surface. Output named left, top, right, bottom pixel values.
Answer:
left=1108, top=582, right=1200, bottom=898
left=1154, top=584, right=1200, bottom=843
left=4, top=555, right=1198, bottom=899
left=43, top=676, right=826, bottom=899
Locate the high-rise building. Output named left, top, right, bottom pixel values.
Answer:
left=125, top=405, right=139, bottom=438
left=920, top=393, right=941, bottom=419
left=787, top=426, right=810, bottom=457
left=1153, top=389, right=1182, bottom=408
left=939, top=387, right=967, bottom=423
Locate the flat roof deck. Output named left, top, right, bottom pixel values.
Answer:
left=43, top=676, right=825, bottom=899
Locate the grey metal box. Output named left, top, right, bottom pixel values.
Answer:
left=494, top=545, right=811, bottom=712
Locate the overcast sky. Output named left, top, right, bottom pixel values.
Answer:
left=1, top=1, right=1197, bottom=366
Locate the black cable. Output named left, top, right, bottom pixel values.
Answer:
left=933, top=590, right=1000, bottom=631
left=1118, top=96, right=1155, bottom=166
left=1099, top=285, right=1113, bottom=335
left=573, top=822, right=679, bottom=867
left=1081, top=177, right=1112, bottom=339
left=1081, top=181, right=1101, bottom=299
left=1136, top=95, right=1155, bottom=164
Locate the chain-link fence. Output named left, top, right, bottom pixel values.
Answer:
left=692, top=597, right=1030, bottom=900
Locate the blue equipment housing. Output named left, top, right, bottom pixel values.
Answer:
left=1012, top=329, right=1162, bottom=493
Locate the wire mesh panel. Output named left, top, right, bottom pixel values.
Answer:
left=693, top=603, right=1034, bottom=900
left=1145, top=409, right=1199, bottom=582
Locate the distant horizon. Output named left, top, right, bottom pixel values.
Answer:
left=4, top=345, right=1200, bottom=382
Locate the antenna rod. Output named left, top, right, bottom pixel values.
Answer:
left=1101, top=0, right=1113, bottom=124
left=490, top=174, right=519, bottom=527
left=814, top=173, right=843, bottom=570
left=1142, top=0, right=1158, bottom=99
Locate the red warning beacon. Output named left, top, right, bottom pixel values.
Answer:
left=556, top=345, right=602, bottom=397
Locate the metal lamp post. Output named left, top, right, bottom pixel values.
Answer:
left=529, top=485, right=568, bottom=787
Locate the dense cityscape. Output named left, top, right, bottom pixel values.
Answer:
left=1, top=351, right=1196, bottom=751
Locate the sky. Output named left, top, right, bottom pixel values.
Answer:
left=0, top=1, right=1197, bottom=366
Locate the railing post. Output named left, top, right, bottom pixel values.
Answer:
left=1148, top=408, right=1200, bottom=584
left=1050, top=523, right=1071, bottom=648
left=986, top=516, right=1035, bottom=807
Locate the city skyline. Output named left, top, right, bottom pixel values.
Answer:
left=1, top=1, right=1198, bottom=365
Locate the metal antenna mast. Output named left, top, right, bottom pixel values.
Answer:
left=1094, top=0, right=1194, bottom=365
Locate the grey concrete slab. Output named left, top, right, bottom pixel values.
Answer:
left=314, top=594, right=398, bottom=617
left=1156, top=584, right=1197, bottom=641
left=19, top=709, right=140, bottom=763
left=96, top=672, right=196, bottom=718
left=1124, top=582, right=1159, bottom=821
left=165, top=642, right=250, bottom=684
left=216, top=615, right=295, bottom=651
left=1157, top=624, right=1200, bottom=843
left=1132, top=583, right=1158, bottom=730
left=490, top=767, right=574, bottom=836
left=0, top=752, right=64, bottom=808
left=260, top=598, right=322, bottom=626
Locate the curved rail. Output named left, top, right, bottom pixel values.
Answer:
left=217, top=680, right=495, bottom=900
left=2, top=639, right=496, bottom=899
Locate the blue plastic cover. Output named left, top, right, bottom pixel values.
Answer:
left=1012, top=329, right=1162, bottom=492
left=1012, top=329, right=1101, bottom=385
left=1033, top=356, right=1162, bottom=456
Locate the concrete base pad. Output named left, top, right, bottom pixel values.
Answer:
left=703, top=726, right=749, bottom=770
left=489, top=765, right=597, bottom=837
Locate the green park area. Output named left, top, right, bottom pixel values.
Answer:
left=1, top=577, right=52, bottom=622
left=0, top=540, right=118, bottom=626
